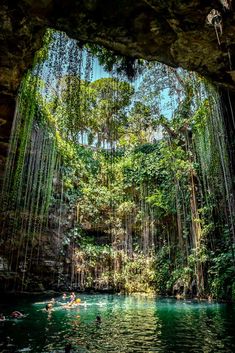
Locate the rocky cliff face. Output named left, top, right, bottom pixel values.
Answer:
left=1, top=1, right=235, bottom=90
left=1, top=0, right=235, bottom=173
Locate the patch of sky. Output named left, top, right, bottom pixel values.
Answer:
left=32, top=29, right=179, bottom=145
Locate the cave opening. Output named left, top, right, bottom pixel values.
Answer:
left=0, top=28, right=234, bottom=302
left=1, top=1, right=235, bottom=352
left=0, top=5, right=235, bottom=348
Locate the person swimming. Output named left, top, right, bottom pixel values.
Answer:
left=65, top=343, right=72, bottom=353
left=75, top=298, right=81, bottom=304
left=10, top=311, right=24, bottom=318
left=70, top=292, right=76, bottom=301
left=0, top=313, right=6, bottom=321
left=96, top=315, right=101, bottom=323
left=68, top=292, right=76, bottom=305
left=45, top=303, right=53, bottom=311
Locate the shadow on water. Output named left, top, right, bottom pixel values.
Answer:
left=0, top=294, right=234, bottom=353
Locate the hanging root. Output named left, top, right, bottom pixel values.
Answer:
left=206, top=9, right=223, bottom=45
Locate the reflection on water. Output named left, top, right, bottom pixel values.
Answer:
left=0, top=295, right=234, bottom=353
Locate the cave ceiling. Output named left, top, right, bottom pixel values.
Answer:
left=1, top=1, right=235, bottom=109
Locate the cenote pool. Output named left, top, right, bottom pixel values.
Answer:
left=0, top=294, right=234, bottom=353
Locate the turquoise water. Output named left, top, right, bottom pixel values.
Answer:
left=0, top=294, right=234, bottom=353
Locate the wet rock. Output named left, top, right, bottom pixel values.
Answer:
left=1, top=1, right=235, bottom=104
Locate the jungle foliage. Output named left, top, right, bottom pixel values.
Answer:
left=41, top=57, right=235, bottom=299
left=1, top=30, right=235, bottom=299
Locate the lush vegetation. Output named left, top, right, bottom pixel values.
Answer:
left=1, top=30, right=235, bottom=300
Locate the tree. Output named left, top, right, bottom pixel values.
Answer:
left=89, top=78, right=134, bottom=146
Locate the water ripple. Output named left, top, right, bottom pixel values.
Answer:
left=0, top=295, right=234, bottom=353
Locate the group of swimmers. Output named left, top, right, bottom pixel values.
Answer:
left=63, top=292, right=82, bottom=305
left=44, top=293, right=102, bottom=324
left=1, top=294, right=102, bottom=353
left=45, top=292, right=83, bottom=312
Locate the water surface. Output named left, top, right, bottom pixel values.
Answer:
left=0, top=294, right=234, bottom=352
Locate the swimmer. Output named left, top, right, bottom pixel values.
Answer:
left=45, top=303, right=53, bottom=311
left=96, top=315, right=101, bottom=323
left=0, top=313, right=6, bottom=321
left=11, top=311, right=24, bottom=318
left=62, top=293, right=67, bottom=300
left=50, top=297, right=55, bottom=304
left=69, top=292, right=76, bottom=303
left=65, top=343, right=72, bottom=353
left=75, top=298, right=81, bottom=304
